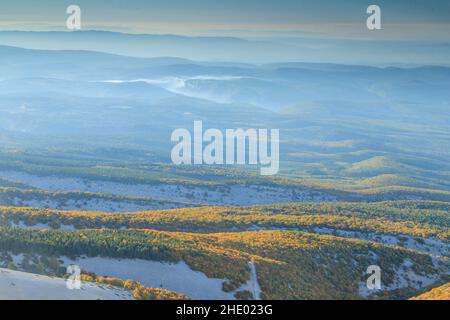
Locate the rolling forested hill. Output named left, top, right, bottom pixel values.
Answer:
left=0, top=201, right=448, bottom=300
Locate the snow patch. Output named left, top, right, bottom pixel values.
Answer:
left=60, top=256, right=239, bottom=300
left=0, top=170, right=336, bottom=206
left=0, top=268, right=132, bottom=300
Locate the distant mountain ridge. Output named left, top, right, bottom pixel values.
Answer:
left=0, top=30, right=449, bottom=65
left=0, top=30, right=295, bottom=63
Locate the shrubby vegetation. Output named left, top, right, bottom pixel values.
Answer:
left=410, top=282, right=450, bottom=300
left=79, top=274, right=189, bottom=300
left=3, top=150, right=450, bottom=200
left=0, top=226, right=447, bottom=299
left=1, top=201, right=448, bottom=240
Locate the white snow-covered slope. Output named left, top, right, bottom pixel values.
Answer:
left=0, top=268, right=133, bottom=300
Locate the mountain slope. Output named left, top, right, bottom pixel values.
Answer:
left=0, top=200, right=448, bottom=300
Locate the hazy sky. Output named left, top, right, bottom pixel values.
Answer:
left=0, top=0, right=449, bottom=39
